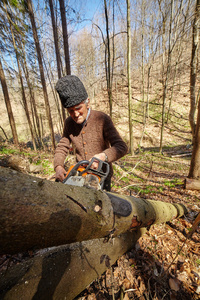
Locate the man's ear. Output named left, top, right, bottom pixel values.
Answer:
left=86, top=98, right=90, bottom=108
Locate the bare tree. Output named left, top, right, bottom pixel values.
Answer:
left=0, top=58, right=19, bottom=146
left=188, top=0, right=200, bottom=180
left=48, top=0, right=66, bottom=123
left=48, top=0, right=62, bottom=79
left=3, top=0, right=37, bottom=150
left=188, top=91, right=200, bottom=179
left=26, top=0, right=55, bottom=150
left=104, top=0, right=113, bottom=117
left=58, top=0, right=71, bottom=76
left=159, top=0, right=173, bottom=152
left=21, top=41, right=43, bottom=147
left=127, top=0, right=133, bottom=154
left=189, top=0, right=200, bottom=143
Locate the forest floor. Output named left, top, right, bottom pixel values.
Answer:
left=74, top=144, right=200, bottom=300
left=0, top=142, right=200, bottom=300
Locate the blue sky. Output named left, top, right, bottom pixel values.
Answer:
left=78, top=0, right=102, bottom=29
left=84, top=0, right=102, bottom=20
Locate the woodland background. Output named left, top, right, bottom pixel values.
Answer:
left=0, top=0, right=200, bottom=299
left=0, top=0, right=199, bottom=155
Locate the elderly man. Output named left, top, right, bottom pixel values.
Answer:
left=54, top=75, right=128, bottom=191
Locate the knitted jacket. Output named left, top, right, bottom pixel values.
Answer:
left=54, top=110, right=128, bottom=177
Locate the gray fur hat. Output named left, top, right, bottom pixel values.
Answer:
left=55, top=75, right=88, bottom=108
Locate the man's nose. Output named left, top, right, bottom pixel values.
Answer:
left=74, top=110, right=79, bottom=117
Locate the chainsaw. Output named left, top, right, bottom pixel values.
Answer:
left=63, top=157, right=110, bottom=190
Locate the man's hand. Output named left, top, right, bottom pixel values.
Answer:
left=90, top=152, right=107, bottom=169
left=55, top=166, right=67, bottom=182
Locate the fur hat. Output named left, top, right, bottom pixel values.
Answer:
left=55, top=75, right=88, bottom=108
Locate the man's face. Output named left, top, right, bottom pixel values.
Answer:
left=67, top=100, right=89, bottom=124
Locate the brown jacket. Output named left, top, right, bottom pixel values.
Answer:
left=54, top=110, right=128, bottom=177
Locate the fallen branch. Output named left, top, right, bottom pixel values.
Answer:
left=170, top=152, right=192, bottom=158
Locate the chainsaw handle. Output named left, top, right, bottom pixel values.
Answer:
left=80, top=157, right=110, bottom=188
left=63, top=157, right=110, bottom=187
left=81, top=157, right=109, bottom=178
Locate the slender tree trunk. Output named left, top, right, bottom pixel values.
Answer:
left=58, top=0, right=71, bottom=75
left=111, top=0, right=115, bottom=94
left=127, top=0, right=133, bottom=154
left=104, top=0, right=112, bottom=117
left=26, top=0, right=56, bottom=150
left=48, top=0, right=62, bottom=79
left=48, top=0, right=66, bottom=123
left=189, top=0, right=200, bottom=143
left=159, top=0, right=173, bottom=152
left=21, top=42, right=43, bottom=147
left=141, top=0, right=145, bottom=125
left=42, top=51, right=63, bottom=133
left=0, top=58, right=19, bottom=146
left=166, top=0, right=185, bottom=123
left=139, top=0, right=146, bottom=148
left=17, top=59, right=37, bottom=150
left=188, top=91, right=200, bottom=178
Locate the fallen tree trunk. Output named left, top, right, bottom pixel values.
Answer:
left=185, top=177, right=200, bottom=190
left=0, top=229, right=146, bottom=300
left=0, top=167, right=187, bottom=255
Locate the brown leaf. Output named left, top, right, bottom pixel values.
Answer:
left=87, top=294, right=96, bottom=300
left=123, top=293, right=130, bottom=300
left=177, top=271, right=189, bottom=283
left=122, top=278, right=131, bottom=290
left=196, top=286, right=200, bottom=294
left=169, top=278, right=180, bottom=291
left=126, top=270, right=134, bottom=285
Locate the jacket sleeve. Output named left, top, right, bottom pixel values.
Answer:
left=103, top=114, right=128, bottom=162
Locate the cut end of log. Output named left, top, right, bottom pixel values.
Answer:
left=185, top=178, right=200, bottom=190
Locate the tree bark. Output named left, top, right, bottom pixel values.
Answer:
left=185, top=178, right=200, bottom=190
left=188, top=1, right=200, bottom=180
left=58, top=0, right=71, bottom=76
left=0, top=229, right=146, bottom=300
left=127, top=0, right=133, bottom=154
left=21, top=42, right=43, bottom=147
left=48, top=0, right=62, bottom=79
left=189, top=0, right=200, bottom=143
left=0, top=58, right=19, bottom=146
left=159, top=0, right=174, bottom=152
left=48, top=0, right=66, bottom=124
left=104, top=0, right=113, bottom=117
left=188, top=97, right=200, bottom=179
left=0, top=166, right=187, bottom=255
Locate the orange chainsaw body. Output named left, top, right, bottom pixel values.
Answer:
left=65, top=165, right=101, bottom=182
left=63, top=157, right=109, bottom=190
